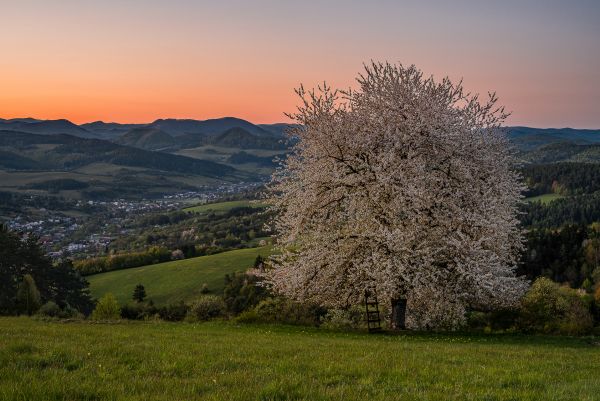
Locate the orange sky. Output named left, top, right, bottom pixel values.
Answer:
left=1, top=1, right=599, bottom=127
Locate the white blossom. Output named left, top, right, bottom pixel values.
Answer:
left=266, top=62, right=528, bottom=329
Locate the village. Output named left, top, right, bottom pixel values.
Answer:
left=2, top=181, right=262, bottom=259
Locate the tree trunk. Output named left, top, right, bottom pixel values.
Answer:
left=391, top=298, right=407, bottom=329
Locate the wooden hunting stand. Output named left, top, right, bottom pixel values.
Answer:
left=364, top=290, right=382, bottom=333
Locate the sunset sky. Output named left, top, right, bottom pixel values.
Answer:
left=1, top=0, right=599, bottom=127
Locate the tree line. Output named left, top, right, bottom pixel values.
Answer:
left=0, top=225, right=93, bottom=316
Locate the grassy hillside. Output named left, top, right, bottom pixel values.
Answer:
left=524, top=193, right=564, bottom=204
left=115, top=127, right=177, bottom=150
left=1, top=318, right=599, bottom=401
left=174, top=145, right=286, bottom=176
left=183, top=200, right=266, bottom=214
left=88, top=246, right=270, bottom=305
left=0, top=131, right=254, bottom=199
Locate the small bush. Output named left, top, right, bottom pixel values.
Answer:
left=321, top=307, right=363, bottom=330
left=61, top=304, right=84, bottom=319
left=466, top=309, right=520, bottom=332
left=520, top=277, right=593, bottom=335
left=16, top=274, right=41, bottom=316
left=91, top=293, right=121, bottom=320
left=223, top=272, right=270, bottom=315
left=234, top=309, right=260, bottom=323
left=187, top=296, right=225, bottom=321
left=200, top=283, right=210, bottom=294
left=120, top=302, right=158, bottom=320
left=171, top=249, right=185, bottom=260
left=38, top=301, right=61, bottom=318
left=243, top=297, right=326, bottom=326
left=38, top=301, right=82, bottom=319
left=158, top=302, right=189, bottom=321
left=593, top=286, right=600, bottom=322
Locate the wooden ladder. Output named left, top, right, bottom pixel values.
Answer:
left=364, top=290, right=382, bottom=333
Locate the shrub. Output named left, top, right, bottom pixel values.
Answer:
left=593, top=286, right=600, bottom=322
left=520, top=277, right=593, bottom=335
left=38, top=301, right=61, bottom=317
left=241, top=297, right=326, bottom=326
left=321, top=307, right=363, bottom=330
left=120, top=302, right=158, bottom=320
left=200, top=283, right=210, bottom=294
left=223, top=272, right=270, bottom=315
left=466, top=309, right=520, bottom=332
left=37, top=301, right=83, bottom=319
left=91, top=293, right=121, bottom=320
left=16, top=274, right=41, bottom=316
left=171, top=249, right=184, bottom=260
left=73, top=247, right=172, bottom=275
left=187, top=296, right=225, bottom=321
left=234, top=309, right=260, bottom=323
left=61, top=304, right=84, bottom=319
left=158, top=302, right=189, bottom=321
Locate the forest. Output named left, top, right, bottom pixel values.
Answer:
left=519, top=162, right=600, bottom=290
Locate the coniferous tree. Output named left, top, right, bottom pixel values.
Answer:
left=133, top=284, right=147, bottom=303
left=0, top=225, right=94, bottom=315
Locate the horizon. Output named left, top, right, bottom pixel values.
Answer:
left=1, top=115, right=600, bottom=131
left=1, top=1, right=599, bottom=128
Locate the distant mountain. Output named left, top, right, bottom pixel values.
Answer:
left=520, top=142, right=600, bottom=164
left=209, top=127, right=286, bottom=150
left=0, top=116, right=287, bottom=144
left=0, top=117, right=41, bottom=124
left=507, top=127, right=600, bottom=151
left=0, top=130, right=244, bottom=179
left=115, top=127, right=177, bottom=151
left=258, top=123, right=298, bottom=137
left=3, top=118, right=599, bottom=156
left=148, top=117, right=275, bottom=137
left=0, top=150, right=41, bottom=170
left=80, top=121, right=145, bottom=139
left=0, top=118, right=93, bottom=138
left=227, top=151, right=280, bottom=167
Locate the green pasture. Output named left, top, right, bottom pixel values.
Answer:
left=0, top=318, right=598, bottom=401
left=87, top=246, right=270, bottom=305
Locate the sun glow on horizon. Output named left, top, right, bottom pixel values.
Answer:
left=1, top=1, right=599, bottom=128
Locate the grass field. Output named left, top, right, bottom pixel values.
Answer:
left=524, top=193, right=565, bottom=204
left=1, top=317, right=599, bottom=401
left=87, top=246, right=270, bottom=305
left=183, top=200, right=266, bottom=214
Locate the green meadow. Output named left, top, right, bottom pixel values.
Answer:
left=1, top=317, right=599, bottom=401
left=87, top=246, right=270, bottom=305
left=182, top=200, right=266, bottom=214
left=524, top=193, right=564, bottom=204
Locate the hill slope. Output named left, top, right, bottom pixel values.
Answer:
left=520, top=142, right=600, bottom=163
left=0, top=118, right=93, bottom=137
left=87, top=246, right=270, bottom=305
left=209, top=127, right=286, bottom=150
left=0, top=130, right=241, bottom=177
left=80, top=121, right=145, bottom=139
left=116, top=127, right=177, bottom=150
left=148, top=117, right=275, bottom=137
left=508, top=127, right=600, bottom=151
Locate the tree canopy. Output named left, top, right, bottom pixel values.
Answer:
left=267, top=62, right=527, bottom=329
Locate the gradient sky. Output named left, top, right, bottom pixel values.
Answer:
left=1, top=0, right=599, bottom=127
